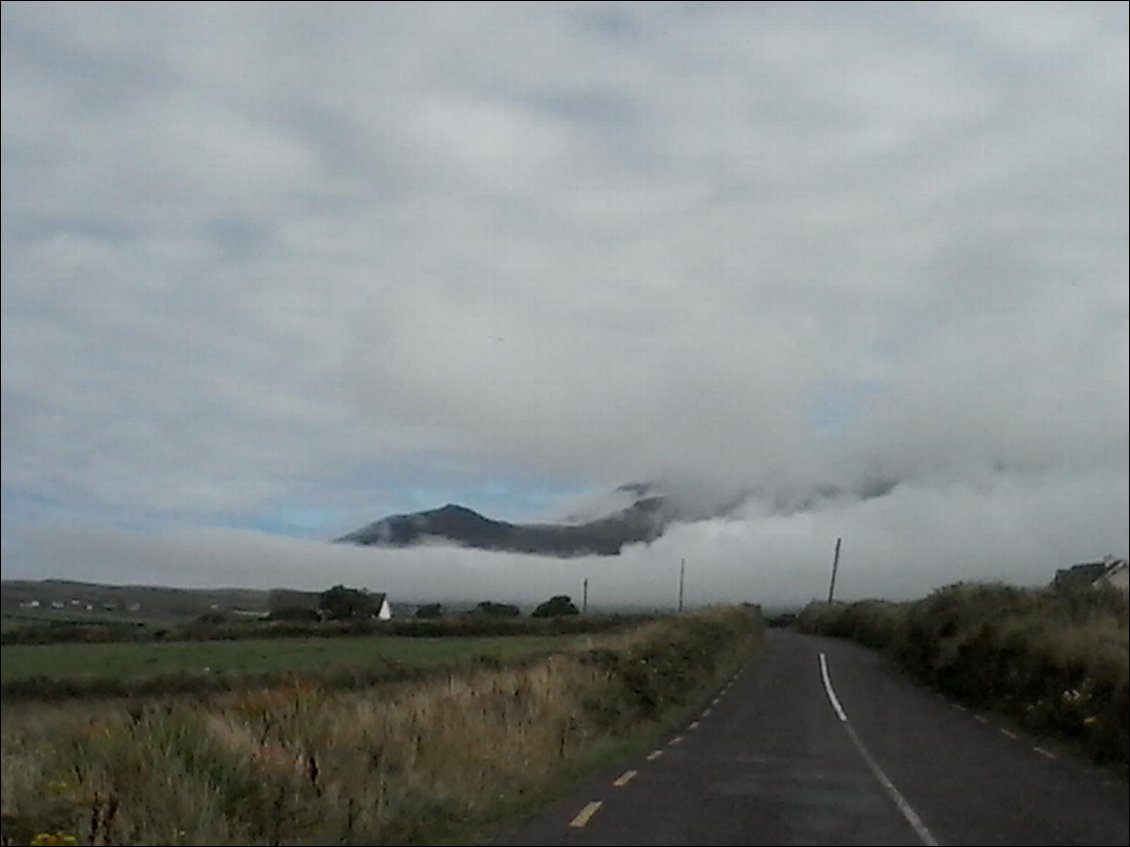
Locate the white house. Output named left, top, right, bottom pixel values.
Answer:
left=1094, top=557, right=1129, bottom=592
left=370, top=592, right=393, bottom=621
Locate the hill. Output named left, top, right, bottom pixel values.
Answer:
left=335, top=497, right=672, bottom=556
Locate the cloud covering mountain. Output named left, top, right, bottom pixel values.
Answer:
left=1, top=3, right=1126, bottom=603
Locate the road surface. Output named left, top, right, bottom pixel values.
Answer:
left=491, top=629, right=1128, bottom=846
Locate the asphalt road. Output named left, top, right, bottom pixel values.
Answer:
left=490, top=629, right=1128, bottom=846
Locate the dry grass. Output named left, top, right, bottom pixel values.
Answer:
left=1, top=606, right=762, bottom=845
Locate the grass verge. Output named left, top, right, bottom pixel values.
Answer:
left=1, top=605, right=763, bottom=845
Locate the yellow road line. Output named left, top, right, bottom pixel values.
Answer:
left=569, top=801, right=604, bottom=828
left=613, top=769, right=638, bottom=787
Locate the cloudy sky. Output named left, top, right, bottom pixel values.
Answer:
left=2, top=2, right=1126, bottom=607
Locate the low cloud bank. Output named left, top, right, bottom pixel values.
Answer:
left=6, top=467, right=1123, bottom=609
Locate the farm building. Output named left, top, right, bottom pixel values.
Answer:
left=267, top=588, right=323, bottom=615
left=370, top=593, right=393, bottom=621
left=267, top=588, right=393, bottom=620
left=1052, top=556, right=1129, bottom=592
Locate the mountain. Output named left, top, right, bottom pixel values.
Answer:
left=334, top=472, right=909, bottom=559
left=335, top=495, right=672, bottom=557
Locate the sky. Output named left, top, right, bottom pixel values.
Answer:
left=2, top=2, right=1127, bottom=608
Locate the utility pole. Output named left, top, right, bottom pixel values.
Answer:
left=582, top=578, right=588, bottom=614
left=678, top=558, right=686, bottom=613
left=827, top=537, right=842, bottom=603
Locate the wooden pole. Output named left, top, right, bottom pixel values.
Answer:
left=582, top=578, right=588, bottom=614
left=678, top=558, right=686, bottom=613
left=827, top=537, right=842, bottom=603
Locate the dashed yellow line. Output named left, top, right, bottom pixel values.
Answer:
left=612, top=769, right=638, bottom=787
left=569, top=800, right=604, bottom=828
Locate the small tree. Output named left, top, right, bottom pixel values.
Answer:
left=531, top=595, right=579, bottom=618
left=320, top=585, right=375, bottom=620
left=415, top=603, right=444, bottom=619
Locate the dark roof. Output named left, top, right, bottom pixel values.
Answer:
left=268, top=588, right=389, bottom=612
left=267, top=589, right=322, bottom=611
left=1053, top=561, right=1115, bottom=589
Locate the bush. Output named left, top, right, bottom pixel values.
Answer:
left=531, top=595, right=579, bottom=618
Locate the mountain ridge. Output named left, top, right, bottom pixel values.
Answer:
left=335, top=496, right=671, bottom=557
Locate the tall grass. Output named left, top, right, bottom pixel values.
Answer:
left=796, top=583, right=1128, bottom=770
left=0, top=606, right=762, bottom=846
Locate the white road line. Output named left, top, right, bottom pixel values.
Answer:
left=702, top=707, right=712, bottom=716
left=612, top=769, right=638, bottom=787
left=646, top=749, right=663, bottom=761
left=1034, top=747, right=1057, bottom=760
left=818, top=652, right=938, bottom=847
left=1000, top=729, right=1019, bottom=740
left=569, top=801, right=603, bottom=828
left=669, top=735, right=684, bottom=745
left=974, top=715, right=989, bottom=724
left=689, top=720, right=700, bottom=730
left=818, top=653, right=848, bottom=722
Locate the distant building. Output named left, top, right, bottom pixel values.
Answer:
left=1053, top=556, right=1129, bottom=592
left=267, top=589, right=324, bottom=615
left=1097, top=559, right=1129, bottom=592
left=370, top=592, right=393, bottom=621
left=230, top=608, right=270, bottom=619
left=267, top=588, right=393, bottom=620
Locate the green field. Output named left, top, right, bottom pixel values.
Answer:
left=0, top=634, right=583, bottom=685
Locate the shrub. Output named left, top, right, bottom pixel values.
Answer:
left=414, top=603, right=443, bottom=619
left=531, top=595, right=579, bottom=618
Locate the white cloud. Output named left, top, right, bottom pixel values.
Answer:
left=2, top=3, right=1126, bottom=601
